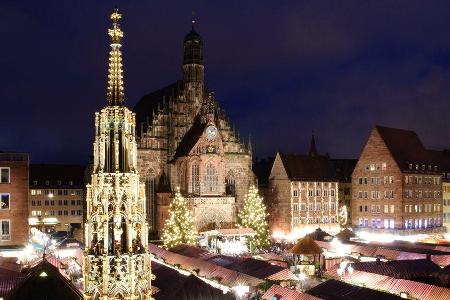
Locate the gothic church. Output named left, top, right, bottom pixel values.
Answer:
left=134, top=22, right=254, bottom=235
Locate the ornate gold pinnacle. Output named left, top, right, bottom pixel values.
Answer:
left=107, top=8, right=124, bottom=106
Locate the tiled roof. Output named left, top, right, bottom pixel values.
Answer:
left=0, top=277, right=25, bottom=297
left=169, top=244, right=296, bottom=281
left=326, top=265, right=450, bottom=300
left=174, top=116, right=207, bottom=157
left=8, top=259, right=83, bottom=300
left=375, top=126, right=436, bottom=171
left=352, top=259, right=441, bottom=280
left=315, top=240, right=444, bottom=261
left=152, top=261, right=234, bottom=300
left=278, top=153, right=337, bottom=181
left=306, top=278, right=402, bottom=300
left=262, top=284, right=321, bottom=300
left=133, top=81, right=183, bottom=136
left=29, top=164, right=85, bottom=188
left=149, top=243, right=265, bottom=288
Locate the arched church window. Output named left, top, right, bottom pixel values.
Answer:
left=191, top=163, right=200, bottom=194
left=225, top=172, right=236, bottom=196
left=205, top=163, right=218, bottom=193
left=145, top=175, right=155, bottom=228
left=179, top=163, right=186, bottom=192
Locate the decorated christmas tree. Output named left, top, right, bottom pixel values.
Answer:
left=238, top=185, right=270, bottom=251
left=162, top=188, right=198, bottom=249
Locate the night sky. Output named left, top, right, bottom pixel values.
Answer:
left=2, top=1, right=450, bottom=164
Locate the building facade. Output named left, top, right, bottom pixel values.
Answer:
left=0, top=152, right=29, bottom=246
left=29, top=164, right=84, bottom=239
left=134, top=21, right=253, bottom=235
left=351, top=126, right=444, bottom=234
left=83, top=9, right=152, bottom=299
left=267, top=138, right=340, bottom=238
left=443, top=181, right=450, bottom=231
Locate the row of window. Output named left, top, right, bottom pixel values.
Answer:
left=293, top=189, right=336, bottom=197
left=30, top=189, right=82, bottom=196
left=358, top=203, right=441, bottom=214
left=358, top=218, right=442, bottom=229
left=404, top=176, right=440, bottom=185
left=31, top=210, right=82, bottom=216
left=357, top=176, right=394, bottom=185
left=293, top=202, right=336, bottom=212
left=31, top=199, right=82, bottom=206
left=443, top=199, right=450, bottom=206
left=357, top=190, right=394, bottom=199
left=32, top=180, right=75, bottom=186
left=404, top=204, right=441, bottom=213
left=443, top=213, right=450, bottom=222
left=408, top=163, right=438, bottom=172
left=359, top=218, right=395, bottom=229
left=293, top=216, right=337, bottom=226
left=404, top=190, right=440, bottom=199
left=0, top=168, right=10, bottom=184
left=364, top=163, right=387, bottom=172
left=359, top=204, right=395, bottom=214
left=404, top=218, right=441, bottom=229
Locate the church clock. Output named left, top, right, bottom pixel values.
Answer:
left=205, top=125, right=218, bottom=140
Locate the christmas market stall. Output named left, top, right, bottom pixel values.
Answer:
left=199, top=228, right=256, bottom=255
left=290, top=236, right=323, bottom=276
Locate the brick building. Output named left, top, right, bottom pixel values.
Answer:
left=133, top=23, right=253, bottom=235
left=29, top=164, right=85, bottom=238
left=351, top=126, right=444, bottom=234
left=267, top=137, right=340, bottom=237
left=0, top=152, right=29, bottom=246
left=430, top=150, right=450, bottom=231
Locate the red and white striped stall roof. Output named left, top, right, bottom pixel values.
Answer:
left=262, top=284, right=322, bottom=300
left=325, top=265, right=450, bottom=300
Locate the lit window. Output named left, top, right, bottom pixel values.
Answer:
left=0, top=194, right=9, bottom=210
left=0, top=220, right=10, bottom=240
left=204, top=163, right=218, bottom=193
left=191, top=163, right=200, bottom=194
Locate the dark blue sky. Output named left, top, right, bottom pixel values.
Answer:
left=2, top=0, right=450, bottom=164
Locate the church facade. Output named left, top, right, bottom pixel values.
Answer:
left=134, top=22, right=254, bottom=235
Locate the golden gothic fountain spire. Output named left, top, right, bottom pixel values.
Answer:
left=107, top=8, right=124, bottom=106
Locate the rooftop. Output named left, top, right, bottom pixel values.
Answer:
left=278, top=152, right=338, bottom=182
left=29, top=164, right=85, bottom=188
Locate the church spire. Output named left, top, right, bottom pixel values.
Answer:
left=309, top=133, right=318, bottom=157
left=106, top=8, right=125, bottom=106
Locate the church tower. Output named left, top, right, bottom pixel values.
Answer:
left=83, top=8, right=153, bottom=300
left=183, top=19, right=204, bottom=116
